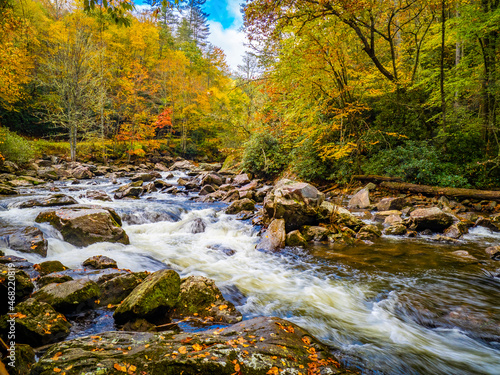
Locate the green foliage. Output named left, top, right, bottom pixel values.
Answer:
left=0, top=127, right=34, bottom=164
left=362, top=141, right=470, bottom=187
left=30, top=139, right=70, bottom=158
left=242, top=133, right=287, bottom=179
left=290, top=140, right=332, bottom=181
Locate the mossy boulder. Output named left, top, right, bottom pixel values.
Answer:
left=302, top=226, right=330, bottom=241
left=37, top=274, right=73, bottom=288
left=285, top=230, right=308, bottom=247
left=35, top=205, right=129, bottom=247
left=384, top=224, right=407, bottom=236
left=226, top=198, right=255, bottom=214
left=30, top=316, right=350, bottom=375
left=0, top=184, right=18, bottom=195
left=356, top=225, right=382, bottom=241
left=98, top=272, right=148, bottom=306
left=0, top=264, right=33, bottom=314
left=113, top=269, right=181, bottom=324
left=33, top=278, right=101, bottom=313
left=35, top=260, right=69, bottom=276
left=0, top=299, right=71, bottom=346
left=172, top=276, right=242, bottom=324
left=2, top=343, right=35, bottom=375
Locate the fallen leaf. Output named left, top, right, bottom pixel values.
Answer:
left=53, top=368, right=61, bottom=373
left=192, top=343, right=203, bottom=351
left=301, top=337, right=311, bottom=346
left=266, top=366, right=280, bottom=375
left=51, top=352, right=63, bottom=361
left=218, top=304, right=228, bottom=310
left=234, top=363, right=240, bottom=372
left=178, top=346, right=187, bottom=354
left=113, top=363, right=127, bottom=372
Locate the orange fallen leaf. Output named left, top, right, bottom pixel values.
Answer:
left=266, top=366, right=280, bottom=375
left=234, top=363, right=240, bottom=372
left=301, top=337, right=311, bottom=346
left=218, top=304, right=228, bottom=311
left=113, top=363, right=127, bottom=372
left=51, top=352, right=63, bottom=361
left=192, top=343, right=202, bottom=351
left=178, top=346, right=187, bottom=354
left=53, top=368, right=61, bottom=373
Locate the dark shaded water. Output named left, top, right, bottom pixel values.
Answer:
left=1, top=172, right=499, bottom=374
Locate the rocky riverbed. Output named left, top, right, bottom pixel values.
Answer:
left=0, top=156, right=499, bottom=374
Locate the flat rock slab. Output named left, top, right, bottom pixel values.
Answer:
left=31, top=316, right=351, bottom=375
left=35, top=205, right=129, bottom=247
left=10, top=194, right=77, bottom=209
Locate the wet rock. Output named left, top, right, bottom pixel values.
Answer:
left=34, top=278, right=101, bottom=313
left=232, top=173, right=251, bottom=186
left=384, top=224, right=407, bottom=236
left=154, top=179, right=172, bottom=189
left=10, top=193, right=78, bottom=209
left=0, top=160, right=19, bottom=173
left=373, top=210, right=402, bottom=222
left=31, top=316, right=348, bottom=375
left=187, top=218, right=207, bottom=233
left=35, top=205, right=129, bottom=247
left=113, top=269, right=181, bottom=325
left=36, top=167, right=59, bottom=180
left=3, top=343, right=35, bottom=375
left=235, top=210, right=253, bottom=220
left=131, top=172, right=160, bottom=182
left=450, top=249, right=476, bottom=258
left=316, top=201, right=347, bottom=221
left=142, top=181, right=157, bottom=194
left=256, top=219, right=286, bottom=251
left=199, top=184, right=216, bottom=195
left=409, top=207, right=456, bottom=232
left=170, top=160, right=196, bottom=170
left=82, top=255, right=117, bottom=270
left=331, top=210, right=365, bottom=232
left=114, top=180, right=143, bottom=199
left=72, top=165, right=94, bottom=179
left=172, top=276, right=242, bottom=324
left=222, top=189, right=240, bottom=203
left=376, top=197, right=406, bottom=211
left=263, top=179, right=324, bottom=232
left=356, top=224, right=382, bottom=241
left=177, top=177, right=192, bottom=186
left=443, top=222, right=468, bottom=239
left=37, top=274, right=74, bottom=288
left=35, top=260, right=69, bottom=276
left=0, top=264, right=34, bottom=314
left=383, top=214, right=403, bottom=226
left=121, top=318, right=157, bottom=332
left=154, top=162, right=169, bottom=172
left=286, top=230, right=308, bottom=247
left=98, top=272, right=148, bottom=306
left=348, top=188, right=370, bottom=209
left=0, top=298, right=71, bottom=346
left=226, top=198, right=255, bottom=214
left=84, top=189, right=112, bottom=201
left=238, top=189, right=254, bottom=200
left=302, top=225, right=330, bottom=241
left=485, top=246, right=500, bottom=260
left=201, top=173, right=223, bottom=186
left=4, top=226, right=48, bottom=257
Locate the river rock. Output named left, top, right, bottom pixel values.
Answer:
left=36, top=167, right=59, bottom=180
left=32, top=316, right=348, bottom=375
left=154, top=162, right=169, bottom=171
left=485, top=246, right=500, bottom=260
left=376, top=197, right=406, bottom=211
left=98, top=272, right=148, bottom=306
left=0, top=183, right=17, bottom=195
left=226, top=198, right=255, bottom=214
left=3, top=343, right=35, bottom=375
left=285, top=230, right=308, bottom=247
left=34, top=278, right=101, bottom=313
left=35, top=205, right=129, bottom=247
left=35, top=260, right=69, bottom=276
left=154, top=179, right=172, bottom=189
left=37, top=274, right=74, bottom=288
left=131, top=172, right=160, bottom=182
left=172, top=276, right=242, bottom=324
left=10, top=193, right=78, bottom=209
left=373, top=210, right=402, bottom=221
left=201, top=173, right=223, bottom=186
left=263, top=179, right=325, bottom=232
left=0, top=160, right=19, bottom=173
left=384, top=224, right=407, bottom=236
left=302, top=225, right=330, bottom=241
left=82, top=255, right=117, bottom=269
left=356, top=224, right=382, bottom=241
left=443, top=222, right=468, bottom=239
left=331, top=210, right=365, bottom=232
left=113, top=269, right=181, bottom=324
left=348, top=188, right=370, bottom=209
left=199, top=184, right=216, bottom=195
left=222, top=189, right=240, bottom=203
left=0, top=298, right=71, bottom=346
left=3, top=226, right=48, bottom=257
left=186, top=218, right=206, bottom=233
left=256, top=219, right=286, bottom=251
left=114, top=180, right=143, bottom=199
left=0, top=264, right=34, bottom=314
left=199, top=162, right=222, bottom=171
left=408, top=207, right=455, bottom=232
left=84, top=189, right=112, bottom=201
left=383, top=214, right=403, bottom=226
left=72, top=165, right=94, bottom=179
left=170, top=160, right=195, bottom=170
left=232, top=173, right=251, bottom=186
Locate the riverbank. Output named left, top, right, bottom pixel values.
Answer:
left=0, top=156, right=499, bottom=374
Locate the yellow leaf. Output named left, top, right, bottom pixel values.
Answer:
left=218, top=304, right=228, bottom=311
left=51, top=352, right=62, bottom=361
left=266, top=366, right=280, bottom=375
left=53, top=368, right=61, bottom=373
left=192, top=343, right=203, bottom=351
left=178, top=346, right=187, bottom=354
left=113, top=363, right=127, bottom=372
left=234, top=363, right=240, bottom=372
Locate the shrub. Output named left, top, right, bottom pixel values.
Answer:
left=242, top=133, right=287, bottom=179
left=0, top=127, right=34, bottom=165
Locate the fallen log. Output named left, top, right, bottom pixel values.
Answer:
left=353, top=175, right=403, bottom=183
left=380, top=181, right=500, bottom=201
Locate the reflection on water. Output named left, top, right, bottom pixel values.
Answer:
left=0, top=171, right=499, bottom=374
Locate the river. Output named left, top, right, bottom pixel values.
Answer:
left=1, top=170, right=499, bottom=375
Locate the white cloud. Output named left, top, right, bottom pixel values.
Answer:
left=208, top=20, right=249, bottom=73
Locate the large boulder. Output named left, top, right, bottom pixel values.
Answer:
left=226, top=198, right=255, bottom=214
left=98, top=272, right=148, bottom=306
left=10, top=193, right=77, bottom=209
left=35, top=205, right=129, bottom=247
left=172, top=276, right=242, bottom=324
left=33, top=278, right=101, bottom=313
left=376, top=197, right=406, bottom=211
left=82, top=255, right=117, bottom=269
left=170, top=160, right=196, bottom=170
left=409, top=207, right=456, bottom=232
left=264, top=179, right=325, bottom=232
left=114, top=181, right=143, bottom=199
left=285, top=230, right=308, bottom=247
left=0, top=264, right=34, bottom=314
left=84, top=189, right=112, bottom=201
left=35, top=260, right=69, bottom=276
left=348, top=188, right=370, bottom=209
left=0, top=298, right=71, bottom=346
left=113, top=269, right=181, bottom=324
left=201, top=173, right=223, bottom=186
left=31, top=316, right=349, bottom=375
left=72, top=165, right=94, bottom=179
left=131, top=172, right=160, bottom=182
left=2, top=226, right=48, bottom=257
left=256, top=219, right=286, bottom=251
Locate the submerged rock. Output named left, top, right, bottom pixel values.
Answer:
left=31, top=316, right=349, bottom=375
left=113, top=269, right=181, bottom=324
left=0, top=298, right=71, bottom=346
left=35, top=205, right=129, bottom=247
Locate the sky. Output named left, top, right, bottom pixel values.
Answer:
left=135, top=0, right=249, bottom=72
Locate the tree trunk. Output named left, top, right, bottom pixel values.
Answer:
left=380, top=181, right=500, bottom=200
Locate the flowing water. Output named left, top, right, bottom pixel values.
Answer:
left=1, top=171, right=499, bottom=375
